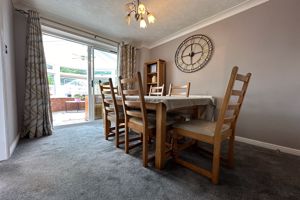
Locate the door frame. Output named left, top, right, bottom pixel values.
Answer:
left=89, top=47, right=118, bottom=121
left=88, top=46, right=94, bottom=121
left=0, top=32, right=9, bottom=161
left=42, top=29, right=118, bottom=124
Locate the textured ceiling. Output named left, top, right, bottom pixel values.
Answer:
left=12, top=0, right=250, bottom=46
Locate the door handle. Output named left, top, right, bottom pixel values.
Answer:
left=91, top=80, right=94, bottom=88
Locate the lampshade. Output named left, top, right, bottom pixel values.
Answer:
left=126, top=14, right=131, bottom=25
left=138, top=3, right=146, bottom=14
left=140, top=18, right=147, bottom=28
left=147, top=13, right=155, bottom=24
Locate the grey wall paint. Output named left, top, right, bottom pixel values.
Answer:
left=147, top=0, right=300, bottom=149
left=14, top=12, right=27, bottom=130
left=136, top=47, right=150, bottom=77
left=0, top=0, right=19, bottom=149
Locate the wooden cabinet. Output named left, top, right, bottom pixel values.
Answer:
left=144, top=59, right=166, bottom=95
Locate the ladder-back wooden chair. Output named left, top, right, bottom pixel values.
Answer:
left=99, top=78, right=125, bottom=148
left=168, top=82, right=192, bottom=121
left=149, top=84, right=164, bottom=96
left=119, top=72, right=156, bottom=167
left=172, top=66, right=251, bottom=184
left=168, top=82, right=191, bottom=97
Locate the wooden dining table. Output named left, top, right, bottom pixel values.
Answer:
left=115, top=95, right=216, bottom=169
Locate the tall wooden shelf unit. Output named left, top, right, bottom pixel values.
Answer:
left=144, top=59, right=166, bottom=95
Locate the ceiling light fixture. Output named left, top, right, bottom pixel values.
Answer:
left=126, top=0, right=156, bottom=29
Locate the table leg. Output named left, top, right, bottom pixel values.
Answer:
left=155, top=103, right=166, bottom=170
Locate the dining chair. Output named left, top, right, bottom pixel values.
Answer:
left=149, top=84, right=164, bottom=96
left=172, top=66, right=251, bottom=184
left=119, top=72, right=156, bottom=167
left=167, top=82, right=192, bottom=121
left=168, top=82, right=191, bottom=97
left=99, top=78, right=125, bottom=148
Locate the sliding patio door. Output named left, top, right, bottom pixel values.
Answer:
left=43, top=33, right=118, bottom=126
left=91, top=48, right=118, bottom=120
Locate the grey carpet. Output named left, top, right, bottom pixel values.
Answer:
left=0, top=121, right=299, bottom=200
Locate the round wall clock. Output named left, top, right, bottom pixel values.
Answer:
left=175, top=34, right=214, bottom=73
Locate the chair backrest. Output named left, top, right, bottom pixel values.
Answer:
left=149, top=84, right=164, bottom=96
left=99, top=78, right=119, bottom=120
left=119, top=72, right=149, bottom=129
left=168, top=82, right=191, bottom=97
left=215, top=66, right=251, bottom=136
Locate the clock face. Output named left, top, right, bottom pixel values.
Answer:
left=175, top=34, right=214, bottom=73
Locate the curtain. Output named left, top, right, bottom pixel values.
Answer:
left=120, top=44, right=136, bottom=88
left=22, top=10, right=53, bottom=138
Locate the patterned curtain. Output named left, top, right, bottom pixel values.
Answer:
left=120, top=44, right=136, bottom=88
left=22, top=10, right=53, bottom=138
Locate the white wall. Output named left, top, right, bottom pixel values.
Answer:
left=0, top=0, right=19, bottom=161
left=0, top=11, right=9, bottom=160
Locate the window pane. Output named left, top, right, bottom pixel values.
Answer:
left=94, top=49, right=117, bottom=95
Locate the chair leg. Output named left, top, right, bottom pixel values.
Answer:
left=115, top=125, right=119, bottom=148
left=143, top=132, right=149, bottom=167
left=125, top=125, right=129, bottom=154
left=172, top=132, right=179, bottom=160
left=211, top=142, right=221, bottom=184
left=104, top=117, right=110, bottom=140
left=227, top=135, right=235, bottom=168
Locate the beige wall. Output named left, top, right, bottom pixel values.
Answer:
left=0, top=0, right=19, bottom=159
left=136, top=47, right=150, bottom=79
left=147, top=0, right=300, bottom=149
left=14, top=12, right=27, bottom=130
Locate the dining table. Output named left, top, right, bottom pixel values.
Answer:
left=115, top=95, right=216, bottom=169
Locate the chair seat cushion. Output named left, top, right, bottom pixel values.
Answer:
left=107, top=111, right=125, bottom=121
left=173, top=120, right=230, bottom=137
left=129, top=116, right=156, bottom=129
left=129, top=114, right=176, bottom=129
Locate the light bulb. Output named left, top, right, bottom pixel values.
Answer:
left=140, top=18, right=147, bottom=28
left=138, top=3, right=146, bottom=14
left=126, top=14, right=131, bottom=25
left=147, top=13, right=155, bottom=24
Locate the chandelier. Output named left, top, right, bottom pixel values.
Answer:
left=125, top=0, right=156, bottom=28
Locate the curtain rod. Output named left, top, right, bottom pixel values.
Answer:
left=15, top=9, right=120, bottom=45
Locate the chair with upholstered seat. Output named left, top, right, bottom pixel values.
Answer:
left=99, top=78, right=125, bottom=148
left=119, top=72, right=156, bottom=167
left=149, top=84, right=164, bottom=96
left=172, top=66, right=251, bottom=184
left=168, top=82, right=191, bottom=97
left=167, top=82, right=192, bottom=121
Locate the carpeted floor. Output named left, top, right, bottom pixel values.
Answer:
left=0, top=121, right=299, bottom=200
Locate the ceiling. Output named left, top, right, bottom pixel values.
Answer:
left=12, top=0, right=254, bottom=47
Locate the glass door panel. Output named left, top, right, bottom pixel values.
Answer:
left=93, top=49, right=118, bottom=120
left=43, top=34, right=89, bottom=126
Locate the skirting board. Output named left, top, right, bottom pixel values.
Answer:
left=235, top=136, right=300, bottom=157
left=6, top=133, right=300, bottom=157
left=9, top=134, right=20, bottom=157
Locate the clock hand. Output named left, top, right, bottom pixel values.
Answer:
left=193, top=51, right=203, bottom=55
